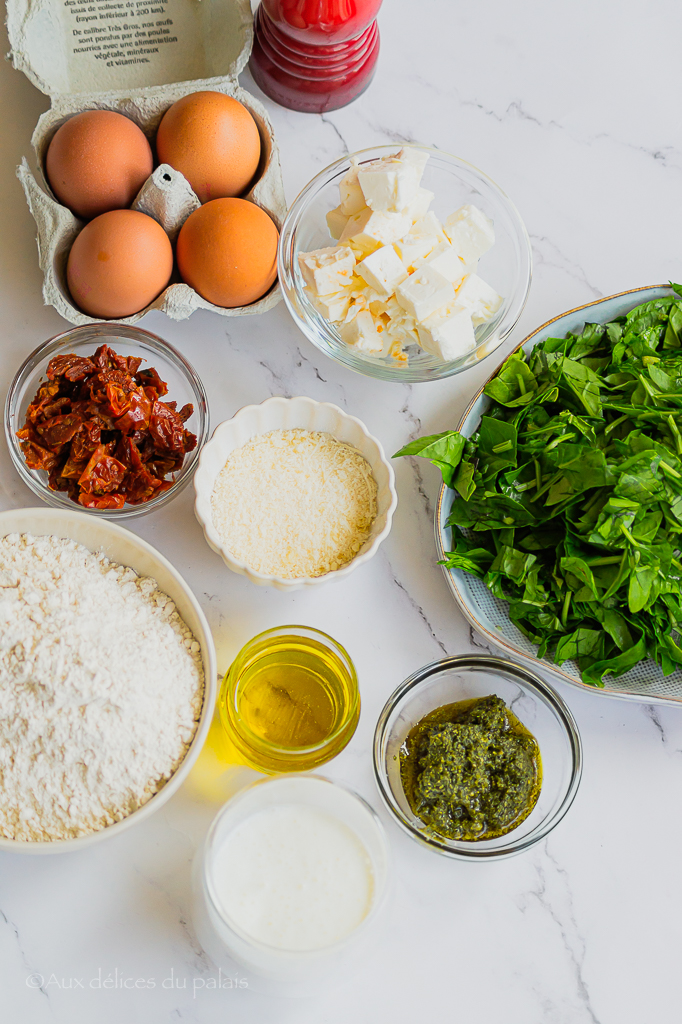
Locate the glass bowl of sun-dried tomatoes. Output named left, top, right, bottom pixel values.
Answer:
left=5, top=324, right=209, bottom=517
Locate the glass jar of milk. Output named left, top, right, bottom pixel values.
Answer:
left=192, top=775, right=390, bottom=995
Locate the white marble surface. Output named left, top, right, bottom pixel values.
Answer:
left=2, top=1, right=682, bottom=1020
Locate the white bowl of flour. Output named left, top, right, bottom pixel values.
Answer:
left=0, top=507, right=216, bottom=853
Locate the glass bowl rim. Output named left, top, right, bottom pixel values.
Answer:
left=372, top=653, right=583, bottom=860
left=201, top=773, right=390, bottom=956
left=4, top=322, right=210, bottom=520
left=220, top=624, right=360, bottom=758
left=278, top=143, right=533, bottom=384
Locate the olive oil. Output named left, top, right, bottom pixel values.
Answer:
left=218, top=627, right=359, bottom=774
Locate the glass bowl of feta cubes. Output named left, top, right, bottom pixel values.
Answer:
left=278, top=145, right=532, bottom=383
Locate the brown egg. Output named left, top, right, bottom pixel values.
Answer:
left=46, top=110, right=153, bottom=220
left=156, top=92, right=261, bottom=204
left=176, top=199, right=278, bottom=308
left=67, top=210, right=173, bottom=319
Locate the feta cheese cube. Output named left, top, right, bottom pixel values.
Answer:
left=395, top=212, right=448, bottom=271
left=396, top=265, right=454, bottom=322
left=358, top=158, right=420, bottom=213
left=356, top=245, right=409, bottom=296
left=326, top=205, right=349, bottom=240
left=403, top=187, right=434, bottom=224
left=414, top=241, right=468, bottom=287
left=338, top=310, right=387, bottom=355
left=394, top=233, right=437, bottom=273
left=444, top=205, right=495, bottom=265
left=417, top=305, right=477, bottom=361
left=455, top=273, right=503, bottom=324
left=340, top=208, right=412, bottom=259
left=339, top=161, right=366, bottom=216
left=396, top=147, right=429, bottom=181
left=305, top=286, right=352, bottom=322
left=411, top=211, right=448, bottom=245
left=298, top=246, right=356, bottom=294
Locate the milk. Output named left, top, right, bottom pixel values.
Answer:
left=211, top=803, right=374, bottom=951
left=193, top=775, right=389, bottom=994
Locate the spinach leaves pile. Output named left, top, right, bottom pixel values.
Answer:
left=396, top=287, right=682, bottom=686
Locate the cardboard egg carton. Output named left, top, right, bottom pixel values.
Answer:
left=7, top=0, right=286, bottom=325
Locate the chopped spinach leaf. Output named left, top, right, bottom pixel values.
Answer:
left=394, top=287, right=682, bottom=686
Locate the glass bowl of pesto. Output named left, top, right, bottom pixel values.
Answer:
left=373, top=655, right=582, bottom=859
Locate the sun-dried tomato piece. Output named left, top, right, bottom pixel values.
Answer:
left=183, top=429, right=198, bottom=453
left=126, top=356, right=143, bottom=375
left=73, top=399, right=115, bottom=432
left=92, top=344, right=129, bottom=372
left=105, top=382, right=132, bottom=419
left=149, top=400, right=185, bottom=453
left=60, top=454, right=89, bottom=479
left=113, top=387, right=152, bottom=435
left=92, top=345, right=110, bottom=369
left=17, top=423, right=38, bottom=444
left=89, top=370, right=131, bottom=408
left=99, top=368, right=133, bottom=387
left=178, top=403, right=194, bottom=423
left=47, top=355, right=96, bottom=382
left=70, top=420, right=101, bottom=462
left=124, top=465, right=164, bottom=504
left=136, top=367, right=168, bottom=397
left=110, top=350, right=130, bottom=373
left=147, top=455, right=182, bottom=477
left=25, top=382, right=61, bottom=423
left=70, top=406, right=114, bottom=434
left=35, top=412, right=83, bottom=450
left=127, top=472, right=176, bottom=505
left=48, top=461, right=71, bottom=492
left=18, top=436, right=61, bottom=471
left=140, top=438, right=157, bottom=464
left=129, top=428, right=147, bottom=448
left=41, top=396, right=72, bottom=420
left=115, top=436, right=145, bottom=471
left=79, top=445, right=127, bottom=494
left=78, top=492, right=126, bottom=510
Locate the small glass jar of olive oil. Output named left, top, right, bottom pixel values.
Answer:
left=217, top=626, right=360, bottom=774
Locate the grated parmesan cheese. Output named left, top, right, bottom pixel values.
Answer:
left=210, top=429, right=378, bottom=579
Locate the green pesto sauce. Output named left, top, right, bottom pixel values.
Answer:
left=400, top=694, right=542, bottom=841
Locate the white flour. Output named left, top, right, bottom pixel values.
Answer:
left=0, top=533, right=204, bottom=842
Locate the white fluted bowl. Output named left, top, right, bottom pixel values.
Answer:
left=193, top=397, right=397, bottom=590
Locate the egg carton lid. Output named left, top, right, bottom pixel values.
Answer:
left=6, top=0, right=253, bottom=100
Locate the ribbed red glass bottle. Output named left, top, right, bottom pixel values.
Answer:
left=249, top=0, right=382, bottom=114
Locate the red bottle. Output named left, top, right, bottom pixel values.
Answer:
left=249, top=0, right=382, bottom=114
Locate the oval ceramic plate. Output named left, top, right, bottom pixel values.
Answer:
left=436, top=284, right=682, bottom=706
